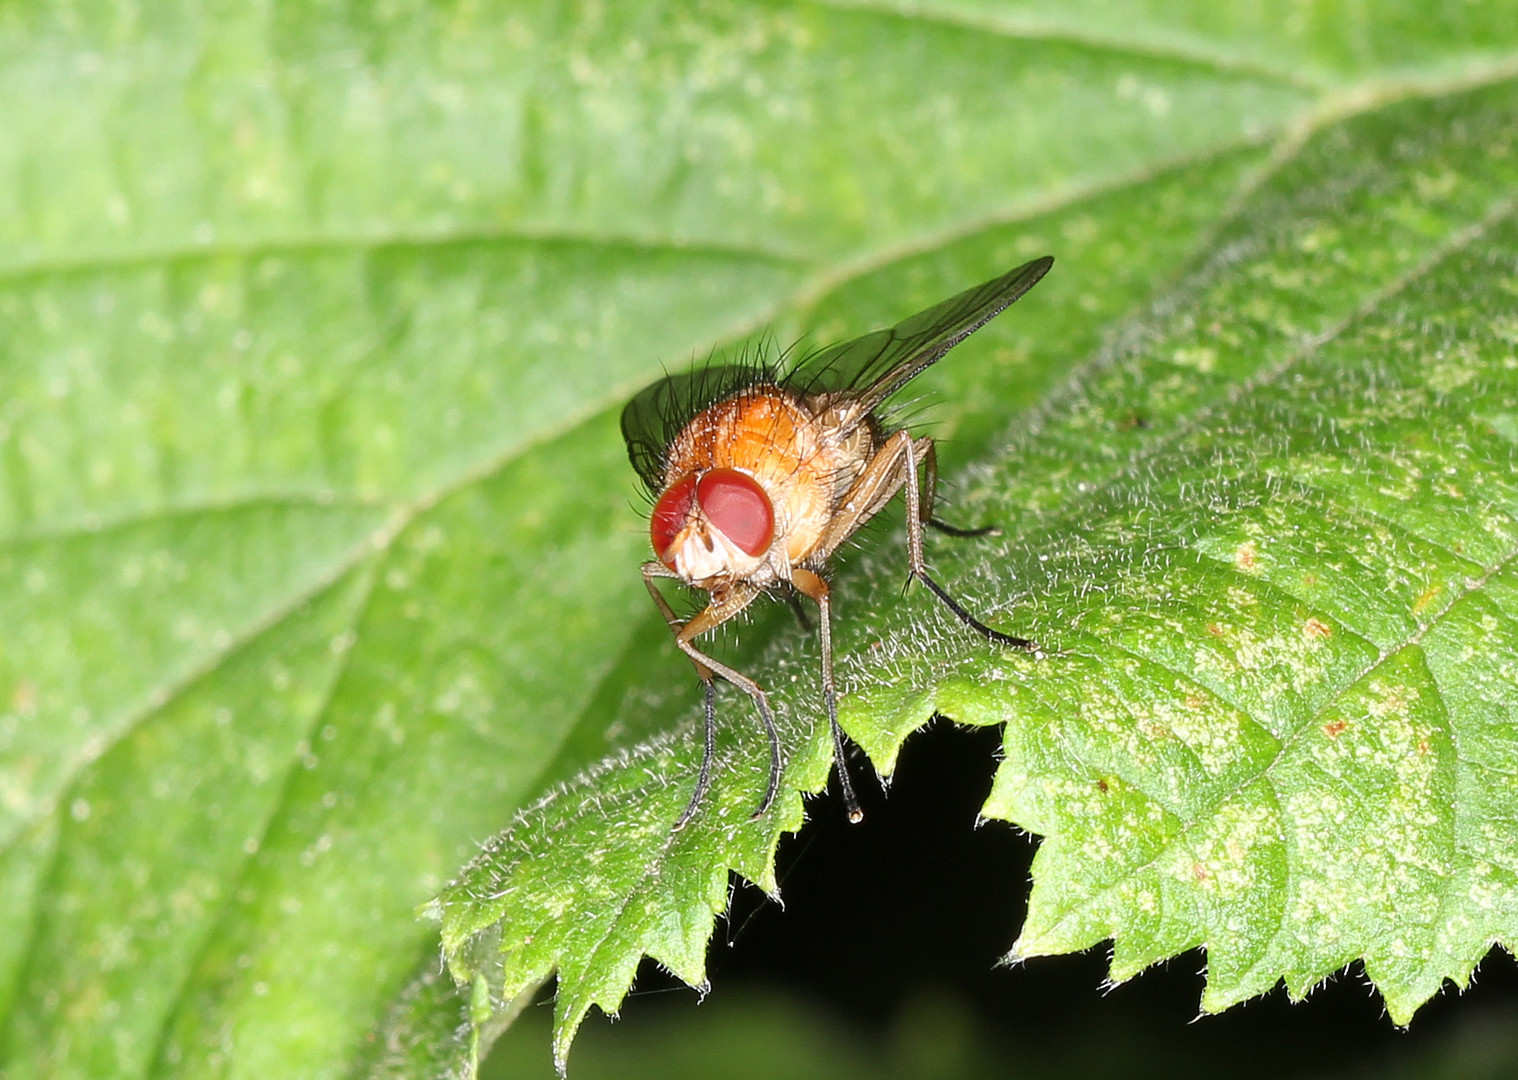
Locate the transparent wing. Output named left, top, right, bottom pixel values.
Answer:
left=620, top=360, right=772, bottom=494
left=781, top=256, right=1053, bottom=425
left=621, top=257, right=1052, bottom=492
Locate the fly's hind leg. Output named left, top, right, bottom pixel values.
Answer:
left=902, top=436, right=1037, bottom=651
left=816, top=433, right=1034, bottom=650
left=794, top=431, right=1035, bottom=826
left=918, top=438, right=1000, bottom=539
left=927, top=519, right=998, bottom=538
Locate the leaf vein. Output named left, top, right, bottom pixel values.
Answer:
left=0, top=530, right=388, bottom=860
left=142, top=558, right=384, bottom=1076
left=805, top=0, right=1335, bottom=91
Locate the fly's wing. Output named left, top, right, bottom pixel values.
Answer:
left=782, top=256, right=1053, bottom=427
left=620, top=360, right=773, bottom=494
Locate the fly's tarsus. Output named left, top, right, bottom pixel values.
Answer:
left=673, top=674, right=783, bottom=830
left=927, top=517, right=1000, bottom=539
left=914, top=569, right=1037, bottom=651
left=749, top=691, right=782, bottom=821
left=673, top=679, right=719, bottom=832
left=830, top=716, right=862, bottom=823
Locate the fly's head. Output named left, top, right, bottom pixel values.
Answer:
left=651, top=468, right=775, bottom=587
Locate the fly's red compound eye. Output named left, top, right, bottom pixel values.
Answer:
left=650, top=474, right=697, bottom=562
left=696, top=468, right=774, bottom=556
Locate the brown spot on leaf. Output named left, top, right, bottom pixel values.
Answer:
left=9, top=680, right=36, bottom=714
left=1322, top=720, right=1348, bottom=738
left=1412, top=583, right=1443, bottom=616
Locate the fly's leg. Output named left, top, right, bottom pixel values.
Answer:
left=676, top=679, right=718, bottom=832
left=926, top=518, right=998, bottom=538
left=642, top=561, right=714, bottom=675
left=918, top=439, right=999, bottom=538
left=816, top=433, right=1035, bottom=649
left=787, top=432, right=1035, bottom=827
left=783, top=588, right=814, bottom=632
left=676, top=597, right=781, bottom=822
left=791, top=568, right=861, bottom=824
left=642, top=562, right=718, bottom=829
left=642, top=565, right=779, bottom=828
left=902, top=435, right=1036, bottom=651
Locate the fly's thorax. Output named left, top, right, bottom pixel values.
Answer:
left=804, top=397, right=881, bottom=505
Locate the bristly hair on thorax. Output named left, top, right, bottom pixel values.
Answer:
left=619, top=333, right=910, bottom=500
left=622, top=256, right=1057, bottom=499
left=620, top=338, right=797, bottom=497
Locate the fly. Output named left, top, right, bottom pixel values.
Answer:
left=621, top=256, right=1054, bottom=829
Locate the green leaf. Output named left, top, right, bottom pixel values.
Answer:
left=432, top=65, right=1518, bottom=1075
left=2, top=3, right=1516, bottom=1079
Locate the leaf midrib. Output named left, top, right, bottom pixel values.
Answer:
left=809, top=0, right=1336, bottom=91
left=0, top=229, right=807, bottom=292
left=0, top=132, right=1265, bottom=557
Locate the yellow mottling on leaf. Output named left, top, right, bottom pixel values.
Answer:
left=1412, top=582, right=1443, bottom=616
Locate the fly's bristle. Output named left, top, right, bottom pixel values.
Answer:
left=622, top=339, right=785, bottom=498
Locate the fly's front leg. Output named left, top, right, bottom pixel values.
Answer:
left=901, top=436, right=1037, bottom=651
left=643, top=564, right=774, bottom=828
left=669, top=583, right=782, bottom=824
left=791, top=568, right=861, bottom=824
left=642, top=562, right=719, bottom=829
left=642, top=561, right=712, bottom=679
